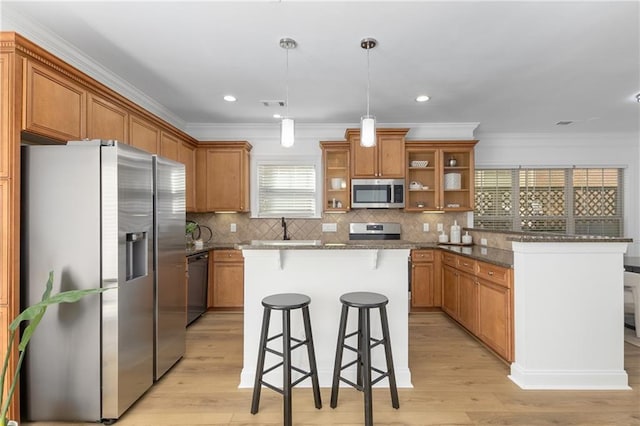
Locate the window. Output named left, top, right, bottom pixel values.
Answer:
left=255, top=163, right=318, bottom=218
left=474, top=168, right=623, bottom=236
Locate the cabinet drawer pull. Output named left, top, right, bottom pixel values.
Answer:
left=488, top=271, right=494, bottom=276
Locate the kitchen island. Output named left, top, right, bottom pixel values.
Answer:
left=239, top=242, right=413, bottom=388
left=508, top=235, right=631, bottom=390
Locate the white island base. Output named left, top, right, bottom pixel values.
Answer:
left=510, top=241, right=630, bottom=390
left=240, top=248, right=412, bottom=389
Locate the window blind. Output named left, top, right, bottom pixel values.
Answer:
left=475, top=167, right=623, bottom=237
left=257, top=164, right=316, bottom=218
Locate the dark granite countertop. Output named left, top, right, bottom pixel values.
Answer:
left=235, top=240, right=418, bottom=250
left=233, top=240, right=514, bottom=268
left=434, top=244, right=514, bottom=268
left=507, top=234, right=632, bottom=243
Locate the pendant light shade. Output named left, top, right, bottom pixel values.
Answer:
left=280, top=37, right=297, bottom=148
left=360, top=38, right=377, bottom=148
left=281, top=117, right=295, bottom=148
left=360, top=115, right=376, bottom=147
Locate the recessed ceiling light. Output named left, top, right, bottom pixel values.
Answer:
left=273, top=113, right=282, bottom=119
left=415, top=95, right=430, bottom=102
left=223, top=95, right=237, bottom=102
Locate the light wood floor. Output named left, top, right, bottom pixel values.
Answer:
left=25, top=311, right=640, bottom=425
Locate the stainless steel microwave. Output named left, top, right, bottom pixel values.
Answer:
left=351, top=178, right=405, bottom=208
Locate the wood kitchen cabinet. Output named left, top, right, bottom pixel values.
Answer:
left=320, top=141, right=350, bottom=212
left=347, top=128, right=408, bottom=178
left=195, top=141, right=252, bottom=212
left=405, top=141, right=477, bottom=212
left=178, top=141, right=197, bottom=212
left=442, top=263, right=458, bottom=318
left=23, top=59, right=86, bottom=141
left=458, top=270, right=478, bottom=334
left=440, top=250, right=513, bottom=362
left=86, top=93, right=128, bottom=141
left=160, top=131, right=181, bottom=161
left=209, top=249, right=244, bottom=309
left=410, top=249, right=441, bottom=310
left=476, top=260, right=513, bottom=361
left=129, top=114, right=160, bottom=154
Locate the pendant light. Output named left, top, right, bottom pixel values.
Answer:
left=280, top=37, right=297, bottom=148
left=360, top=38, right=377, bottom=148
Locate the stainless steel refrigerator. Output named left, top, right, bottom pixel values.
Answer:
left=152, top=155, right=186, bottom=381
left=21, top=140, right=184, bottom=422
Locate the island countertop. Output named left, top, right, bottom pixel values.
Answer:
left=235, top=240, right=514, bottom=268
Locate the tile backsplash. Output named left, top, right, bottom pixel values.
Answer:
left=188, top=210, right=470, bottom=244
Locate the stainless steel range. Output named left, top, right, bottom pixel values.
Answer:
left=349, top=222, right=401, bottom=240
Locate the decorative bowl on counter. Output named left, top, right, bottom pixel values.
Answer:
left=410, top=160, right=429, bottom=167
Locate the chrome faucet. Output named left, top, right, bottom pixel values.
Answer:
left=281, top=217, right=290, bottom=240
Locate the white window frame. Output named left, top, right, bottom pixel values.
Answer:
left=250, top=154, right=322, bottom=219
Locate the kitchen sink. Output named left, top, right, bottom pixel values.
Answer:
left=250, top=239, right=323, bottom=246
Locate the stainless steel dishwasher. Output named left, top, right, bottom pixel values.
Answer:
left=187, top=252, right=209, bottom=325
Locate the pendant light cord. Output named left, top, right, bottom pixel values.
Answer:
left=285, top=46, right=290, bottom=117
left=366, top=46, right=371, bottom=117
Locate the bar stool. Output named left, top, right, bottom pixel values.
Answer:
left=251, top=293, right=322, bottom=426
left=330, top=291, right=399, bottom=426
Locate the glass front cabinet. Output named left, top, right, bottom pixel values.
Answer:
left=320, top=141, right=350, bottom=212
left=405, top=141, right=477, bottom=212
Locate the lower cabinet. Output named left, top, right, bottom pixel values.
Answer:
left=442, top=264, right=458, bottom=318
left=208, top=249, right=244, bottom=309
left=457, top=271, right=478, bottom=334
left=477, top=264, right=513, bottom=361
left=410, top=249, right=438, bottom=309
left=440, top=252, right=513, bottom=362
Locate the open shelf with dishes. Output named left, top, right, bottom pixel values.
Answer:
left=320, top=141, right=350, bottom=212
left=405, top=141, right=477, bottom=212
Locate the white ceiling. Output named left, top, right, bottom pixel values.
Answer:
left=2, top=1, right=639, bottom=135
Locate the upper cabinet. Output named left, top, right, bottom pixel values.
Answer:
left=87, top=93, right=128, bottom=141
left=405, top=140, right=477, bottom=212
left=160, top=131, right=181, bottom=161
left=0, top=52, right=12, bottom=178
left=129, top=114, right=160, bottom=154
left=347, top=128, right=408, bottom=178
left=178, top=141, right=197, bottom=212
left=320, top=141, right=350, bottom=212
left=23, top=59, right=86, bottom=141
left=195, top=141, right=252, bottom=213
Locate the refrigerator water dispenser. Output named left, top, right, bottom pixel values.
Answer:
left=126, top=231, right=148, bottom=281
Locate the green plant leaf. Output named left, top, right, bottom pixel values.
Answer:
left=2, top=271, right=116, bottom=421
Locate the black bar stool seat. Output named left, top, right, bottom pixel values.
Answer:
left=330, top=291, right=399, bottom=426
left=251, top=293, right=322, bottom=426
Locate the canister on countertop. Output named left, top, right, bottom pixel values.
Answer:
left=462, top=231, right=473, bottom=245
left=450, top=220, right=461, bottom=244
